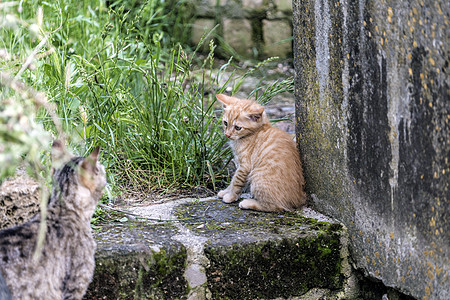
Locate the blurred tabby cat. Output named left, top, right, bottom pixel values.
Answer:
left=0, top=141, right=106, bottom=299
left=216, top=94, right=306, bottom=212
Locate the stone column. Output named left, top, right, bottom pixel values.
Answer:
left=293, top=0, right=449, bottom=299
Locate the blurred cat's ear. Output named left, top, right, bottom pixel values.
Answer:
left=51, top=140, right=71, bottom=172
left=216, top=94, right=234, bottom=108
left=51, top=140, right=65, bottom=160
left=82, top=147, right=100, bottom=174
left=79, top=147, right=100, bottom=191
left=88, top=146, right=100, bottom=163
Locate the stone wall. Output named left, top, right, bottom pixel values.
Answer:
left=292, top=0, right=449, bottom=299
left=191, top=0, right=293, bottom=58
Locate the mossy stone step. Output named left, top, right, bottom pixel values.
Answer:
left=85, top=221, right=187, bottom=299
left=86, top=198, right=347, bottom=299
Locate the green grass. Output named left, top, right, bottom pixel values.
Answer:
left=0, top=0, right=294, bottom=195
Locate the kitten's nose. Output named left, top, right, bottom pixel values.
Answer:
left=225, top=132, right=231, bottom=138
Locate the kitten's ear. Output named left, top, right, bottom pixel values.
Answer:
left=247, top=107, right=265, bottom=122
left=216, top=94, right=234, bottom=108
left=80, top=147, right=100, bottom=192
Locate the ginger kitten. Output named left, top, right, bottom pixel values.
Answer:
left=216, top=94, right=306, bottom=212
left=0, top=141, right=106, bottom=299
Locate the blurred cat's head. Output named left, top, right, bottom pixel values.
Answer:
left=50, top=140, right=106, bottom=211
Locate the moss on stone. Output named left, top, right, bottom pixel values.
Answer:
left=175, top=200, right=344, bottom=299
left=175, top=199, right=337, bottom=236
left=88, top=199, right=346, bottom=299
left=86, top=246, right=188, bottom=300
left=88, top=214, right=187, bottom=299
left=204, top=233, right=343, bottom=299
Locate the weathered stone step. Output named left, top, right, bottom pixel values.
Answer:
left=85, top=197, right=350, bottom=299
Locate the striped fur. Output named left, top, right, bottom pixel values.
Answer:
left=217, top=94, right=306, bottom=212
left=0, top=141, right=106, bottom=299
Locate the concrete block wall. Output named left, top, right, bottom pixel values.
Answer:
left=191, top=0, right=293, bottom=58
left=293, top=0, right=449, bottom=299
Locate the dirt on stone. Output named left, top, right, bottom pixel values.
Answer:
left=0, top=171, right=41, bottom=229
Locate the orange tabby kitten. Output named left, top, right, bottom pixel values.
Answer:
left=216, top=94, right=306, bottom=212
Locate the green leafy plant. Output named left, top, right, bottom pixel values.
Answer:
left=1, top=0, right=293, bottom=199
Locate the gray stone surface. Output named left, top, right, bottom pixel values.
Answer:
left=263, top=19, right=292, bottom=57
left=191, top=0, right=293, bottom=59
left=0, top=172, right=40, bottom=229
left=85, top=197, right=349, bottom=299
left=223, top=18, right=254, bottom=56
left=274, top=0, right=292, bottom=12
left=192, top=19, right=216, bottom=47
left=292, top=0, right=449, bottom=299
left=242, top=0, right=265, bottom=10
left=85, top=220, right=187, bottom=299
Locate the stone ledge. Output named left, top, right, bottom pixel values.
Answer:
left=85, top=220, right=187, bottom=299
left=86, top=197, right=349, bottom=299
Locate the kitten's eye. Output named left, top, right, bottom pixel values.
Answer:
left=234, top=126, right=242, bottom=131
left=223, top=121, right=228, bottom=127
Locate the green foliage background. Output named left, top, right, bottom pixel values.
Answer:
left=0, top=0, right=293, bottom=194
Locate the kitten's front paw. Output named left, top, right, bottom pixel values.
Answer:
left=222, top=192, right=238, bottom=203
left=217, top=189, right=228, bottom=198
